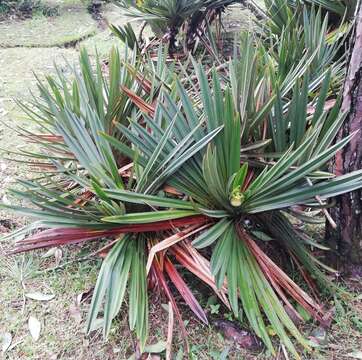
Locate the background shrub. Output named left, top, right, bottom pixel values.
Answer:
left=0, top=0, right=59, bottom=19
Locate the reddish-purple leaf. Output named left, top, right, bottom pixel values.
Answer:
left=121, top=86, right=155, bottom=116
left=236, top=225, right=325, bottom=324
left=11, top=215, right=209, bottom=254
left=164, top=259, right=208, bottom=325
left=151, top=260, right=189, bottom=352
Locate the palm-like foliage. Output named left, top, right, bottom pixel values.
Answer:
left=302, top=0, right=357, bottom=18
left=114, top=0, right=238, bottom=50
left=2, top=4, right=362, bottom=359
left=263, top=2, right=347, bottom=81
left=265, top=0, right=357, bottom=19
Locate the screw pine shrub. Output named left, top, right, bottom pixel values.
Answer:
left=85, top=0, right=110, bottom=19
left=114, top=0, right=238, bottom=51
left=113, top=0, right=356, bottom=52
left=1, top=2, right=361, bottom=359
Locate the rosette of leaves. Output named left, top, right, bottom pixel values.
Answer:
left=114, top=0, right=238, bottom=50
left=264, top=0, right=357, bottom=39
left=2, top=36, right=362, bottom=358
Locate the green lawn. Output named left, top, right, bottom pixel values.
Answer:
left=0, top=5, right=96, bottom=48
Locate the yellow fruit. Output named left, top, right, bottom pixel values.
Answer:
left=266, top=325, right=277, bottom=336
left=230, top=191, right=245, bottom=207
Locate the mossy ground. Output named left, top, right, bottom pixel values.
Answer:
left=0, top=1, right=361, bottom=359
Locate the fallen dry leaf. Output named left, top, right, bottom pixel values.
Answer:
left=28, top=316, right=41, bottom=341
left=25, top=292, right=55, bottom=301
left=1, top=332, right=12, bottom=353
left=42, top=248, right=58, bottom=258
left=54, top=248, right=63, bottom=265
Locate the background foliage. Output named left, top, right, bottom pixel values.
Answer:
left=0, top=0, right=59, bottom=18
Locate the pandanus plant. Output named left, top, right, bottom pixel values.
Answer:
left=114, top=0, right=238, bottom=51
left=265, top=0, right=357, bottom=19
left=301, top=0, right=357, bottom=19
left=2, top=30, right=362, bottom=358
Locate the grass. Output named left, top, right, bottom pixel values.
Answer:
left=1, top=240, right=361, bottom=359
left=0, top=248, right=106, bottom=359
left=80, top=3, right=134, bottom=58
left=0, top=46, right=80, bottom=222
left=0, top=1, right=361, bottom=359
left=0, top=7, right=97, bottom=48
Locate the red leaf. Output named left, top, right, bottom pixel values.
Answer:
left=121, top=86, right=155, bottom=116
left=11, top=215, right=209, bottom=254
left=135, top=74, right=153, bottom=94
left=236, top=226, right=325, bottom=324
left=164, top=258, right=208, bottom=325
left=28, top=134, right=64, bottom=142
left=170, top=244, right=230, bottom=308
left=151, top=260, right=189, bottom=352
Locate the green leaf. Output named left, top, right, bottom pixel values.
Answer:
left=102, top=210, right=200, bottom=224
left=86, top=239, right=130, bottom=338
left=102, top=189, right=195, bottom=210
left=192, top=218, right=232, bottom=249
left=232, top=163, right=249, bottom=191
left=251, top=231, right=273, bottom=242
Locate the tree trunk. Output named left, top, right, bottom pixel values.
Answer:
left=326, top=4, right=362, bottom=267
